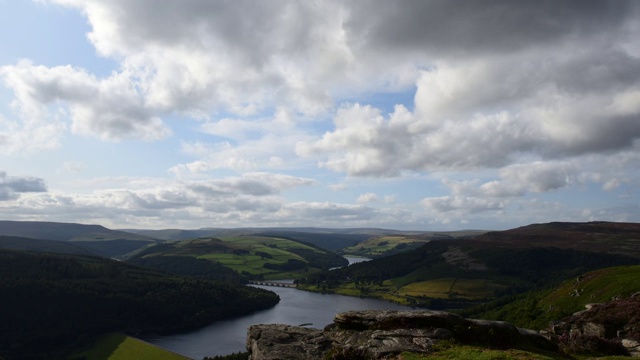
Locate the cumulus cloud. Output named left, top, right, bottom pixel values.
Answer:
left=1, top=60, right=171, bottom=142
left=4, top=1, right=638, bottom=163
left=357, top=192, right=379, bottom=204
left=297, top=2, right=640, bottom=177
left=277, top=202, right=376, bottom=223
left=2, top=1, right=639, bottom=229
left=0, top=171, right=47, bottom=201
left=171, top=109, right=315, bottom=174
left=301, top=47, right=640, bottom=176
left=41, top=0, right=355, bottom=116
left=479, top=162, right=575, bottom=197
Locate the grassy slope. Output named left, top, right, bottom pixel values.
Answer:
left=298, top=222, right=640, bottom=307
left=133, top=235, right=347, bottom=280
left=300, top=242, right=527, bottom=306
left=468, top=265, right=640, bottom=330
left=341, top=231, right=486, bottom=258
left=304, top=267, right=639, bottom=360
left=341, top=235, right=431, bottom=257
left=72, top=333, right=190, bottom=360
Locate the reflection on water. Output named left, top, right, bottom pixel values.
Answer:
left=148, top=257, right=413, bottom=359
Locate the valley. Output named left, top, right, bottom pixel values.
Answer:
left=297, top=222, right=640, bottom=309
left=1, top=220, right=640, bottom=359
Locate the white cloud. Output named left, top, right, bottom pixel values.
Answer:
left=58, top=161, right=86, bottom=174
left=1, top=60, right=171, bottom=143
left=479, top=162, right=575, bottom=197
left=356, top=192, right=379, bottom=204
left=329, top=183, right=347, bottom=191
left=171, top=109, right=316, bottom=174
left=2, top=1, right=640, bottom=229
left=301, top=43, right=640, bottom=176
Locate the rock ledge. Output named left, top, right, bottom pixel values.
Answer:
left=247, top=310, right=556, bottom=360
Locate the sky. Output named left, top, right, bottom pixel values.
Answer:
left=1, top=0, right=639, bottom=231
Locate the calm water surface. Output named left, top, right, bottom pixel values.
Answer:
left=148, top=257, right=413, bottom=359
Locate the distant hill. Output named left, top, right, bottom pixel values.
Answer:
left=122, top=227, right=431, bottom=251
left=340, top=230, right=486, bottom=258
left=297, top=221, right=640, bottom=308
left=0, top=221, right=159, bottom=258
left=127, top=235, right=348, bottom=280
left=470, top=221, right=640, bottom=256
left=124, top=227, right=485, bottom=252
left=0, top=249, right=279, bottom=360
left=0, top=235, right=97, bottom=256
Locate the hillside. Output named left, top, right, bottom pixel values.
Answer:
left=471, top=221, right=640, bottom=256
left=258, top=267, right=640, bottom=359
left=464, top=265, right=640, bottom=330
left=127, top=235, right=348, bottom=280
left=0, top=249, right=279, bottom=360
left=0, top=220, right=159, bottom=258
left=124, top=227, right=383, bottom=252
left=71, top=333, right=191, bottom=360
left=339, top=230, right=486, bottom=258
left=297, top=222, right=640, bottom=308
left=0, top=235, right=97, bottom=256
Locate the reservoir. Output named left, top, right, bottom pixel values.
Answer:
left=148, top=257, right=413, bottom=359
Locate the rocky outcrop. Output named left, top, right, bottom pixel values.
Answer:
left=247, top=310, right=557, bottom=360
left=544, top=296, right=640, bottom=357
left=247, top=324, right=332, bottom=360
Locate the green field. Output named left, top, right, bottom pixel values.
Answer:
left=340, top=231, right=487, bottom=258
left=304, top=275, right=509, bottom=305
left=72, top=333, right=190, bottom=360
left=131, top=235, right=347, bottom=280
left=195, top=236, right=318, bottom=278
left=341, top=235, right=431, bottom=257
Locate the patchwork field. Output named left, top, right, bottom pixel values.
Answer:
left=341, top=231, right=486, bottom=258
left=130, top=235, right=347, bottom=280
left=398, top=278, right=507, bottom=300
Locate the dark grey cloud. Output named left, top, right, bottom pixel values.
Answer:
left=346, top=0, right=637, bottom=57
left=83, top=0, right=325, bottom=66
left=0, top=171, right=47, bottom=201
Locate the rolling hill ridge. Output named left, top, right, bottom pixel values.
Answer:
left=0, top=220, right=159, bottom=258
left=297, top=221, right=640, bottom=308
left=127, top=235, right=348, bottom=280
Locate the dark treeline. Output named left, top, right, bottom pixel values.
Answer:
left=203, top=351, right=249, bottom=360
left=127, top=255, right=244, bottom=283
left=0, top=249, right=279, bottom=360
left=474, top=245, right=640, bottom=287
left=298, top=241, right=451, bottom=285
